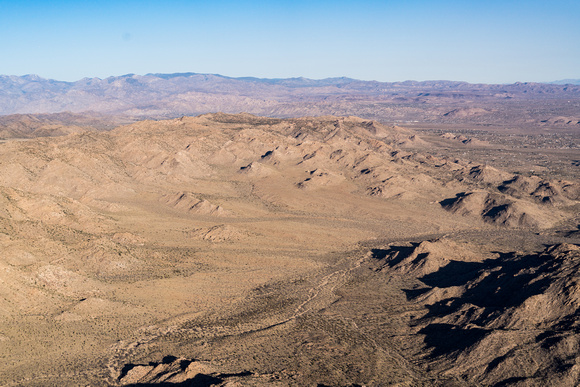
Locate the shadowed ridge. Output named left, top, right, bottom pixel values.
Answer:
left=118, top=356, right=223, bottom=386
left=398, top=243, right=580, bottom=384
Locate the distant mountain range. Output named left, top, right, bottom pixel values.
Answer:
left=550, top=79, right=580, bottom=85
left=1, top=73, right=580, bottom=125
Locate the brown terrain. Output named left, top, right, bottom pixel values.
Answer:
left=0, top=74, right=579, bottom=386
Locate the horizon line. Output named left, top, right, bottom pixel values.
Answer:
left=1, top=72, right=578, bottom=86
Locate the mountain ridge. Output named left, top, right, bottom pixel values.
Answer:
left=0, top=112, right=578, bottom=385
left=2, top=72, right=580, bottom=119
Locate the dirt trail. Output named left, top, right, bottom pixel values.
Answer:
left=106, top=251, right=368, bottom=381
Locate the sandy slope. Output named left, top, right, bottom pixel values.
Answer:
left=0, top=113, right=578, bottom=386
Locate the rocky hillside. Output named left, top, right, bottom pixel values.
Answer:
left=0, top=113, right=578, bottom=386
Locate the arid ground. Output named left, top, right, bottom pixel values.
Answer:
left=0, top=109, right=578, bottom=386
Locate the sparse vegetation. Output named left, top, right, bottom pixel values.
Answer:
left=0, top=92, right=578, bottom=386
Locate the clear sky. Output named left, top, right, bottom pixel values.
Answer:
left=1, top=0, right=578, bottom=84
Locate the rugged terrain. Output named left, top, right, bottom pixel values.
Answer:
left=0, top=112, right=578, bottom=386
left=2, top=73, right=580, bottom=131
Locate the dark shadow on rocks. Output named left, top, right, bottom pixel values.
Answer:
left=439, top=192, right=467, bottom=208
left=403, top=287, right=432, bottom=300
left=421, top=250, right=554, bottom=310
left=119, top=356, right=188, bottom=382
left=123, top=373, right=223, bottom=386
left=420, top=298, right=465, bottom=320
left=420, top=253, right=555, bottom=325
left=419, top=324, right=489, bottom=357
left=485, top=354, right=508, bottom=373
left=549, top=308, right=580, bottom=332
left=459, top=254, right=552, bottom=310
left=482, top=204, right=509, bottom=220
left=406, top=244, right=580, bottom=382
left=216, top=371, right=253, bottom=378
left=119, top=355, right=224, bottom=387
left=420, top=260, right=483, bottom=288
left=371, top=243, right=420, bottom=268
left=492, top=376, right=528, bottom=387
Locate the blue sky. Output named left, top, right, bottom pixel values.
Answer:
left=1, top=0, right=578, bottom=83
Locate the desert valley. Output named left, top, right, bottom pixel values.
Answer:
left=0, top=74, right=579, bottom=386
